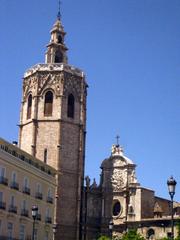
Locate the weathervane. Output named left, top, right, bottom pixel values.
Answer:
left=57, top=0, right=61, bottom=20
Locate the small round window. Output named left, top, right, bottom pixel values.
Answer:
left=113, top=201, right=121, bottom=216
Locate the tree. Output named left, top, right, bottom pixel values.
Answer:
left=120, top=229, right=145, bottom=240
left=175, top=220, right=180, bottom=240
left=97, top=236, right=110, bottom=240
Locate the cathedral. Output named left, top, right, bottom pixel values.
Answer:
left=0, top=5, right=179, bottom=240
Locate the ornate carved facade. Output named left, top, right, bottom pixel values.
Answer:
left=82, top=144, right=180, bottom=240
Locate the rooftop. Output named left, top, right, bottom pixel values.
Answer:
left=0, top=138, right=56, bottom=177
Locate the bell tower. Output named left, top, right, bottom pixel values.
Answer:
left=45, top=11, right=68, bottom=64
left=18, top=10, right=87, bottom=240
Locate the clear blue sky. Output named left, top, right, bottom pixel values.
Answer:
left=0, top=0, right=180, bottom=200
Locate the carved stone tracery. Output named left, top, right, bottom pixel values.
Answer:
left=23, top=76, right=38, bottom=99
left=23, top=68, right=84, bottom=102
left=23, top=72, right=64, bottom=100
left=111, top=169, right=126, bottom=191
left=37, top=73, right=63, bottom=96
left=63, top=73, right=82, bottom=100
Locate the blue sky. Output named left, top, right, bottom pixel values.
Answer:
left=0, top=0, right=180, bottom=200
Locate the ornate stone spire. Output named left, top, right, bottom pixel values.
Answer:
left=45, top=4, right=68, bottom=64
left=57, top=0, right=61, bottom=20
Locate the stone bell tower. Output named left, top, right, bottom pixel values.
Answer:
left=18, top=12, right=87, bottom=240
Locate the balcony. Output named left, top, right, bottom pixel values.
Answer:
left=45, top=216, right=52, bottom=224
left=35, top=192, right=43, bottom=200
left=36, top=213, right=41, bottom=221
left=10, top=181, right=19, bottom=190
left=22, top=186, right=30, bottom=195
left=46, top=196, right=53, bottom=204
left=8, top=205, right=17, bottom=214
left=21, top=209, right=29, bottom=217
left=0, top=201, right=6, bottom=210
left=0, top=176, right=8, bottom=186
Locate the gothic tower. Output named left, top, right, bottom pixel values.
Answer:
left=18, top=13, right=87, bottom=240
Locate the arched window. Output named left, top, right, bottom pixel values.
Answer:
left=44, top=91, right=53, bottom=116
left=112, top=201, right=121, bottom=216
left=57, top=34, right=63, bottom=44
left=55, top=50, right=63, bottom=63
left=27, top=94, right=32, bottom=119
left=67, top=94, right=75, bottom=118
left=147, top=229, right=155, bottom=240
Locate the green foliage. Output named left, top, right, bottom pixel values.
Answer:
left=176, top=220, right=180, bottom=240
left=158, top=238, right=169, bottom=240
left=97, top=236, right=110, bottom=240
left=97, top=229, right=145, bottom=240
left=120, top=229, right=145, bottom=240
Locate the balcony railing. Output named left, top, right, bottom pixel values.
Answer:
left=8, top=205, right=17, bottom=214
left=0, top=201, right=6, bottom=210
left=10, top=181, right=19, bottom=190
left=45, top=216, right=52, bottom=224
left=35, top=192, right=43, bottom=200
left=21, top=209, right=29, bottom=217
left=0, top=176, right=8, bottom=186
left=46, top=196, right=53, bottom=204
left=22, top=186, right=30, bottom=195
left=36, top=213, right=41, bottom=221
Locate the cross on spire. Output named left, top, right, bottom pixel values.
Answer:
left=116, top=135, right=120, bottom=146
left=57, top=0, right=62, bottom=20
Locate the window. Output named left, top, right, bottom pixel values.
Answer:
left=47, top=188, right=53, bottom=203
left=37, top=183, right=41, bottom=193
left=21, top=200, right=28, bottom=217
left=22, top=199, right=27, bottom=210
left=0, top=220, right=2, bottom=236
left=34, top=229, right=38, bottom=240
left=113, top=201, right=121, bottom=217
left=7, top=222, right=13, bottom=240
left=24, top=177, right=29, bottom=188
left=44, top=149, right=47, bottom=163
left=27, top=94, right=32, bottom=119
left=19, top=224, right=25, bottom=240
left=55, top=50, right=63, bottom=63
left=0, top=192, right=5, bottom=209
left=0, top=192, right=3, bottom=202
left=47, top=189, right=51, bottom=198
left=44, top=231, right=49, bottom=240
left=45, top=208, right=52, bottom=223
left=23, top=177, right=30, bottom=195
left=46, top=208, right=50, bottom=218
left=9, top=195, right=17, bottom=213
left=0, top=167, right=5, bottom=177
left=10, top=195, right=15, bottom=206
left=0, top=167, right=7, bottom=185
left=67, top=94, right=75, bottom=118
left=44, top=91, right=53, bottom=116
left=57, top=34, right=62, bottom=44
left=10, top=172, right=19, bottom=190
left=147, top=229, right=155, bottom=240
left=11, top=172, right=16, bottom=182
left=36, top=183, right=42, bottom=200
